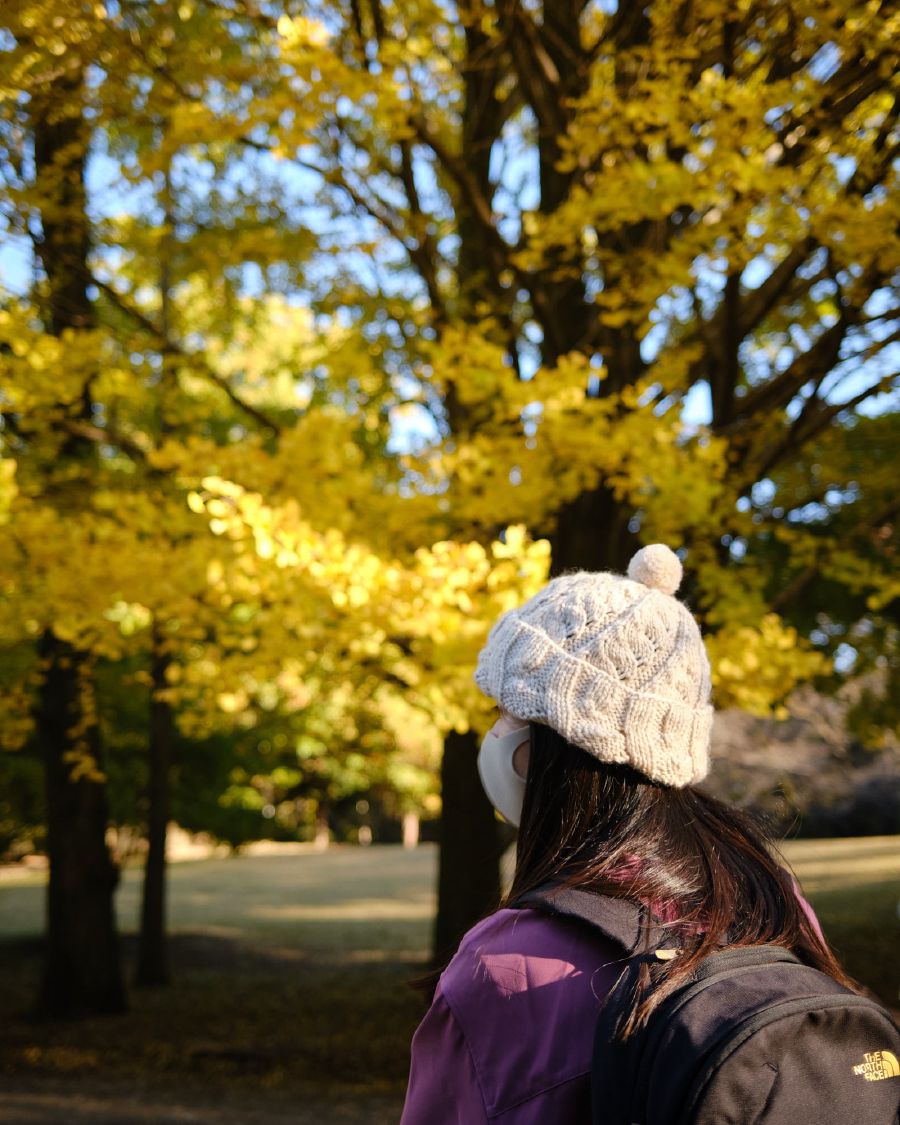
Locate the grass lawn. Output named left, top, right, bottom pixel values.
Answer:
left=778, top=836, right=900, bottom=1012
left=0, top=837, right=897, bottom=1123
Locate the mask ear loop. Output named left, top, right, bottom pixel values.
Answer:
left=477, top=726, right=531, bottom=828
left=510, top=730, right=530, bottom=781
left=492, top=724, right=530, bottom=776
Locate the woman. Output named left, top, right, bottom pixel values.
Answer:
left=400, top=544, right=856, bottom=1124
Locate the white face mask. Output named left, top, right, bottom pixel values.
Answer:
left=477, top=725, right=530, bottom=828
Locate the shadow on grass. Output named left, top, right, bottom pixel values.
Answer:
left=780, top=835, right=900, bottom=1012
left=0, top=1078, right=405, bottom=1125
left=0, top=931, right=425, bottom=1118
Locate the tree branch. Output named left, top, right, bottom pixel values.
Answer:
left=771, top=496, right=900, bottom=613
left=494, top=0, right=566, bottom=140
left=93, top=277, right=281, bottom=435
left=409, top=113, right=500, bottom=249
left=755, top=370, right=898, bottom=481
left=397, top=138, right=446, bottom=321
left=60, top=418, right=151, bottom=464
left=724, top=314, right=851, bottom=428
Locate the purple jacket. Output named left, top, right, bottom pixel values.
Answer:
left=400, top=906, right=622, bottom=1123
left=401, top=893, right=825, bottom=1123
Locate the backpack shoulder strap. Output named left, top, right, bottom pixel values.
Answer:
left=512, top=884, right=668, bottom=955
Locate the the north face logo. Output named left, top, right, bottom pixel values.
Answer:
left=851, top=1049, right=900, bottom=1081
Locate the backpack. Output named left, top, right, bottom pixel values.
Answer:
left=514, top=885, right=900, bottom=1125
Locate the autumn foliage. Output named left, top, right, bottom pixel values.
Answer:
left=0, top=0, right=897, bottom=1004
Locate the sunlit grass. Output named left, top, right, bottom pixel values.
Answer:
left=780, top=835, right=900, bottom=892
left=0, top=844, right=436, bottom=955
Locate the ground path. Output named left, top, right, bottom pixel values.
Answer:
left=0, top=1076, right=401, bottom=1124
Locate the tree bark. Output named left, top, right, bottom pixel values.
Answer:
left=532, top=3, right=648, bottom=575
left=136, top=149, right=177, bottom=987
left=136, top=633, right=173, bottom=986
left=433, top=730, right=506, bottom=965
left=35, top=633, right=126, bottom=1017
left=550, top=486, right=638, bottom=575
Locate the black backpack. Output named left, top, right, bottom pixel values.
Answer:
left=514, top=886, right=900, bottom=1125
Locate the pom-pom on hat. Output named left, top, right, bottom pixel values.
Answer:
left=474, top=543, right=713, bottom=787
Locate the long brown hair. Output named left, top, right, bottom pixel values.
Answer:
left=506, top=721, right=859, bottom=1037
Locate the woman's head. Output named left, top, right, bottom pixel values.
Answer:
left=473, top=543, right=858, bottom=1025
left=475, top=543, right=712, bottom=833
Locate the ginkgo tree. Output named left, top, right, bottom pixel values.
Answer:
left=0, top=0, right=552, bottom=1011
left=263, top=0, right=898, bottom=953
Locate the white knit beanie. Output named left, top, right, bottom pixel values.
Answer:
left=474, top=544, right=713, bottom=787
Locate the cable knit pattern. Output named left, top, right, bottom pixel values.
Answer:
left=474, top=544, right=713, bottom=787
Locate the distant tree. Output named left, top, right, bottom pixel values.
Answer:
left=9, top=24, right=126, bottom=1014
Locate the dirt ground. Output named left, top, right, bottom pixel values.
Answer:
left=0, top=930, right=417, bottom=1124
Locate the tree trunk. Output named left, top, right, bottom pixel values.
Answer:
left=550, top=487, right=638, bottom=575
left=29, top=60, right=126, bottom=1018
left=314, top=808, right=330, bottom=850
left=431, top=17, right=511, bottom=963
left=433, top=730, right=504, bottom=965
left=135, top=146, right=178, bottom=988
left=35, top=632, right=126, bottom=1017
left=136, top=633, right=173, bottom=986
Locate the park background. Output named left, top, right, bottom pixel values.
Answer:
left=0, top=0, right=898, bottom=1120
